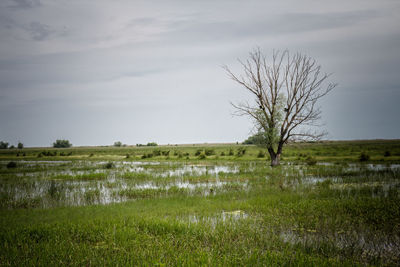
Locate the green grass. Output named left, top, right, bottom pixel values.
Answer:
left=1, top=140, right=400, bottom=266
left=2, top=139, right=400, bottom=163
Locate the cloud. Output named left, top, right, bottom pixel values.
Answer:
left=7, top=0, right=41, bottom=10
left=157, top=9, right=380, bottom=45
left=0, top=0, right=399, bottom=145
left=25, top=21, right=53, bottom=41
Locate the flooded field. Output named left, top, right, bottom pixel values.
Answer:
left=1, top=150, right=400, bottom=265
left=1, top=160, right=399, bottom=209
left=0, top=160, right=244, bottom=208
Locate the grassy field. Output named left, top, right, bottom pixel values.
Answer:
left=1, top=140, right=400, bottom=266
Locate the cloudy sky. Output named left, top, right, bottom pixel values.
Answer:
left=0, top=0, right=399, bottom=147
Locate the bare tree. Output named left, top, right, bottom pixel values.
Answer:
left=224, top=49, right=337, bottom=166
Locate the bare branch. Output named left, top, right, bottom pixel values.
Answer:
left=223, top=48, right=336, bottom=166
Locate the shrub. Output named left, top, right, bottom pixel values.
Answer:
left=237, top=147, right=246, bottom=157
left=7, top=161, right=17, bottom=168
left=228, top=149, right=234, bottom=156
left=359, top=152, right=370, bottom=162
left=205, top=149, right=215, bottom=156
left=198, top=152, right=206, bottom=159
left=104, top=162, right=114, bottom=169
left=53, top=139, right=72, bottom=148
left=161, top=150, right=170, bottom=156
left=257, top=150, right=265, bottom=158
left=0, top=141, right=9, bottom=149
left=141, top=153, right=153, bottom=159
left=243, top=135, right=259, bottom=145
left=194, top=149, right=202, bottom=156
left=220, top=151, right=225, bottom=156
left=113, top=141, right=122, bottom=147
left=146, top=142, right=158, bottom=146
left=126, top=154, right=130, bottom=159
left=39, top=151, right=57, bottom=157
left=306, top=156, right=317, bottom=166
left=152, top=149, right=161, bottom=156
left=384, top=151, right=391, bottom=157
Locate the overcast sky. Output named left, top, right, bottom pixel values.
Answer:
left=0, top=0, right=399, bottom=147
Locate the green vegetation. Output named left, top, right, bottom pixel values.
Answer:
left=53, top=139, right=72, bottom=148
left=113, top=141, right=122, bottom=147
left=0, top=140, right=399, bottom=265
left=0, top=141, right=9, bottom=149
left=17, top=142, right=23, bottom=149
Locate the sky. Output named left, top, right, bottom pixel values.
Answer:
left=0, top=0, right=399, bottom=147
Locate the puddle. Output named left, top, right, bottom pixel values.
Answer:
left=345, top=163, right=400, bottom=172
left=280, top=228, right=400, bottom=262
left=302, top=176, right=342, bottom=185
left=186, top=210, right=249, bottom=228
left=0, top=161, right=246, bottom=209
left=120, top=164, right=239, bottom=178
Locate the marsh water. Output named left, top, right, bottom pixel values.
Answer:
left=0, top=160, right=245, bottom=208
left=1, top=160, right=399, bottom=209
left=1, top=159, right=400, bottom=263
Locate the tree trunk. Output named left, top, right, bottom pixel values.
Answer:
left=268, top=148, right=281, bottom=166
left=268, top=141, right=283, bottom=167
left=270, top=152, right=281, bottom=166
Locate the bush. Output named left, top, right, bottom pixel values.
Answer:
left=243, top=135, right=259, bottom=145
left=113, top=141, right=122, bottom=147
left=384, top=151, right=391, bottom=157
left=237, top=147, right=246, bottom=157
left=359, top=152, right=370, bottom=162
left=7, top=161, right=17, bottom=168
left=161, top=150, right=170, bottom=156
left=204, top=149, right=215, bottom=156
left=257, top=150, right=265, bottom=158
left=0, top=141, right=9, bottom=149
left=104, top=162, right=114, bottom=169
left=152, top=149, right=161, bottom=156
left=194, top=149, right=202, bottom=156
left=228, top=149, right=234, bottom=156
left=198, top=152, right=206, bottom=159
left=146, top=142, right=158, bottom=146
left=306, top=156, right=317, bottom=166
left=53, top=139, right=72, bottom=148
left=37, top=151, right=58, bottom=157
left=220, top=151, right=225, bottom=156
left=141, top=153, right=153, bottom=159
